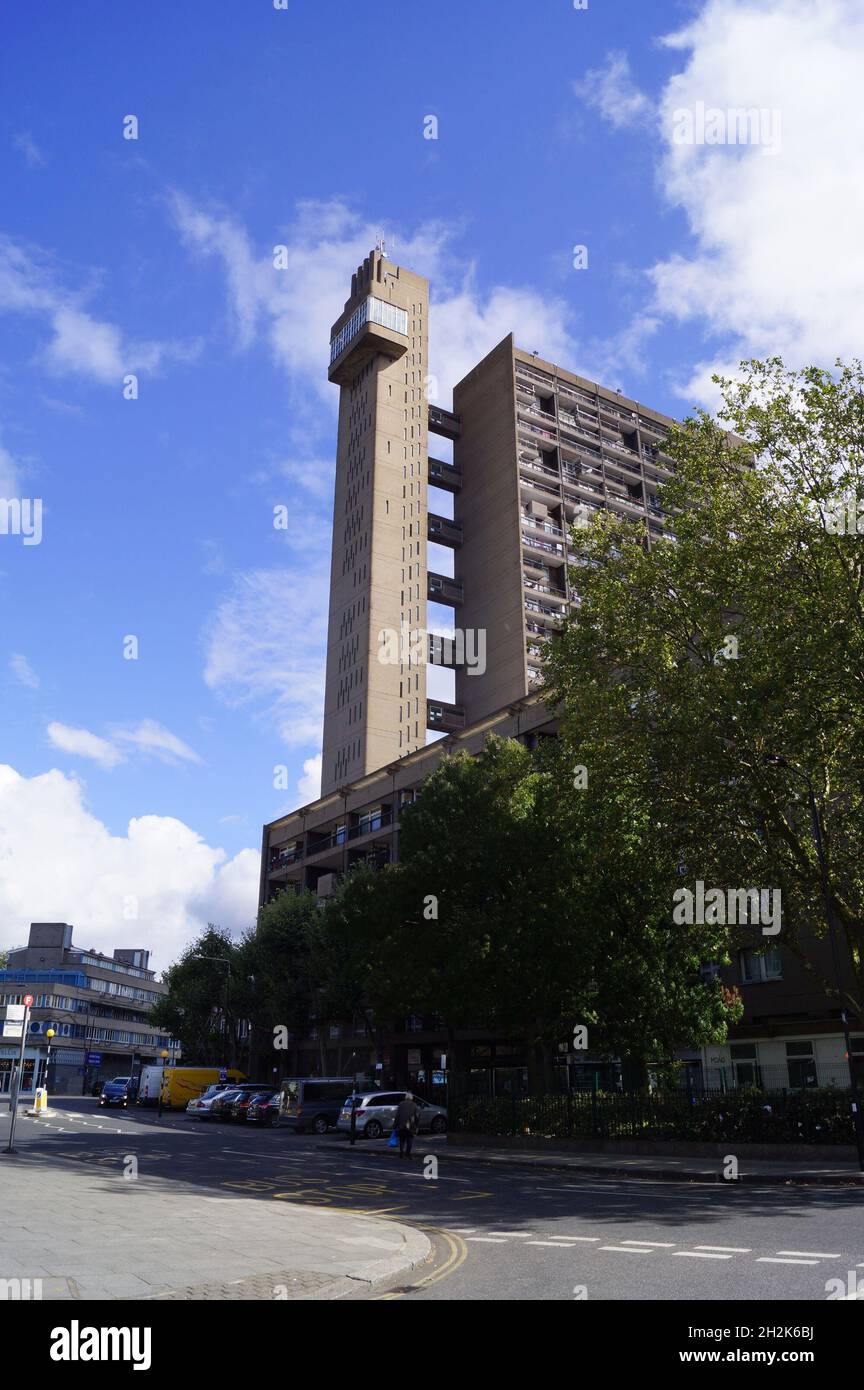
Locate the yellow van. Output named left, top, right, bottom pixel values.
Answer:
left=160, top=1067, right=245, bottom=1110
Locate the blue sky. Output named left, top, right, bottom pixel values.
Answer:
left=1, top=0, right=861, bottom=965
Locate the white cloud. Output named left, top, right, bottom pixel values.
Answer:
left=0, top=234, right=194, bottom=384
left=0, top=764, right=260, bottom=965
left=574, top=51, right=653, bottom=130
left=171, top=195, right=584, bottom=401
left=203, top=567, right=328, bottom=749
left=649, top=0, right=864, bottom=397
left=9, top=654, right=39, bottom=690
left=297, top=753, right=322, bottom=804
left=46, top=719, right=201, bottom=770
left=12, top=132, right=45, bottom=168
left=111, top=719, right=203, bottom=766
left=47, top=722, right=122, bottom=770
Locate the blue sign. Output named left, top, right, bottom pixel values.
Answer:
left=85, top=1051, right=102, bottom=1065
left=219, top=1067, right=228, bottom=1082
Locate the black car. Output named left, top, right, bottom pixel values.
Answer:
left=98, top=1076, right=138, bottom=1108
left=230, top=1089, right=273, bottom=1122
left=246, top=1092, right=282, bottom=1126
left=211, top=1083, right=272, bottom=1121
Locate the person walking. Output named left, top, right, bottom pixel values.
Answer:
left=394, top=1092, right=420, bottom=1158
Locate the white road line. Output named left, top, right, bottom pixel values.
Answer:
left=466, top=1237, right=508, bottom=1244
left=775, top=1250, right=842, bottom=1260
left=620, top=1240, right=676, bottom=1248
left=526, top=1241, right=577, bottom=1248
left=548, top=1236, right=601, bottom=1243
left=598, top=1246, right=654, bottom=1254
left=494, top=1232, right=535, bottom=1238
left=757, top=1257, right=821, bottom=1266
left=674, top=1251, right=734, bottom=1260
left=695, top=1245, right=752, bottom=1254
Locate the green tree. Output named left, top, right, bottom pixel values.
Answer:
left=150, top=926, right=242, bottom=1066
left=546, top=357, right=864, bottom=1016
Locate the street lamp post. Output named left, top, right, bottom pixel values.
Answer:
left=193, top=955, right=232, bottom=1068
left=44, top=1028, right=55, bottom=1097
left=764, top=754, right=864, bottom=1171
left=156, top=1048, right=170, bottom=1120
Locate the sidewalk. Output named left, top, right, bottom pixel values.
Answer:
left=318, top=1134, right=864, bottom=1185
left=0, top=1149, right=430, bottom=1300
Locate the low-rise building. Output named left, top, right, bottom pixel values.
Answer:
left=0, top=922, right=178, bottom=1095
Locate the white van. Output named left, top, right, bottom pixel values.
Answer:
left=137, top=1066, right=164, bottom=1106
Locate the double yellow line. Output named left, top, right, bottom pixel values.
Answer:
left=373, top=1227, right=468, bottom=1299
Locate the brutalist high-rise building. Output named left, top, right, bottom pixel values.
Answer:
left=262, top=248, right=677, bottom=907
left=317, top=248, right=676, bottom=801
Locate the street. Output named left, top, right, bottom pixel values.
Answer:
left=2, top=1098, right=862, bottom=1302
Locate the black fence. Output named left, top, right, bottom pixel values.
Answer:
left=451, top=1088, right=857, bottom=1146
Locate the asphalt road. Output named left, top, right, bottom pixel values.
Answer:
left=3, top=1097, right=863, bottom=1302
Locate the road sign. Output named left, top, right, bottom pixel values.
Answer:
left=23, top=994, right=33, bottom=1007
left=1, top=1005, right=25, bottom=1039
left=85, top=1051, right=102, bottom=1065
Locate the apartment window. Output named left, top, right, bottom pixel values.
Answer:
left=729, top=1043, right=761, bottom=1088
left=786, top=1041, right=817, bottom=1089
left=739, top=946, right=782, bottom=983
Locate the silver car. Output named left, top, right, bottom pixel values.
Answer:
left=337, top=1091, right=447, bottom=1139
left=185, top=1083, right=234, bottom=1119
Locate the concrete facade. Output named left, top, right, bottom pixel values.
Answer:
left=0, top=922, right=176, bottom=1094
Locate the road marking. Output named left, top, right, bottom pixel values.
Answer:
left=674, top=1251, right=734, bottom=1260
left=526, top=1241, right=578, bottom=1248
left=547, top=1236, right=600, bottom=1243
left=775, top=1250, right=842, bottom=1260
left=598, top=1246, right=654, bottom=1254
left=620, top=1240, right=676, bottom=1248
left=695, top=1245, right=752, bottom=1254
left=466, top=1236, right=508, bottom=1244
left=757, top=1257, right=821, bottom=1266
left=493, top=1232, right=535, bottom=1238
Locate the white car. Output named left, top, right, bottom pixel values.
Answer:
left=337, top=1092, right=448, bottom=1139
left=185, top=1083, right=233, bottom=1119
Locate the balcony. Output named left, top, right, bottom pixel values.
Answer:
left=428, top=514, right=463, bottom=548
left=348, top=808, right=394, bottom=840
left=519, top=478, right=561, bottom=501
left=328, top=295, right=409, bottom=385
left=268, top=845, right=303, bottom=874
left=427, top=572, right=464, bottom=605
left=521, top=531, right=564, bottom=558
left=519, top=455, right=560, bottom=482
left=426, top=699, right=466, bottom=732
left=521, top=515, right=563, bottom=537
left=517, top=419, right=557, bottom=448
left=428, top=405, right=462, bottom=440
left=428, top=457, right=462, bottom=491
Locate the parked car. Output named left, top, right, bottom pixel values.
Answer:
left=210, top=1083, right=272, bottom=1121
left=185, top=1083, right=234, bottom=1119
left=230, top=1089, right=273, bottom=1122
left=98, top=1076, right=138, bottom=1109
left=337, top=1092, right=448, bottom=1139
left=208, top=1087, right=245, bottom=1120
left=246, top=1092, right=282, bottom=1127
left=280, top=1077, right=354, bottom=1134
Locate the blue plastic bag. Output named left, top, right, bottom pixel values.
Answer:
left=388, top=1129, right=399, bottom=1148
